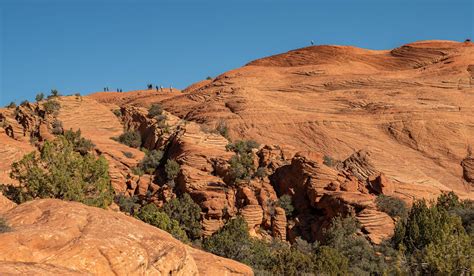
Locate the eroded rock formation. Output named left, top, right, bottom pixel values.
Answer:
left=0, top=199, right=253, bottom=275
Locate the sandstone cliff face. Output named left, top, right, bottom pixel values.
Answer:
left=157, top=40, right=474, bottom=198
left=0, top=199, right=253, bottom=275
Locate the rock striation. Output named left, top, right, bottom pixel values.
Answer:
left=0, top=199, right=253, bottom=275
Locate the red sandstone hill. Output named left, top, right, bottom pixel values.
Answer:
left=0, top=40, right=473, bottom=273
left=93, top=40, right=474, bottom=199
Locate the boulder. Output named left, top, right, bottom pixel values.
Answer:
left=0, top=199, right=253, bottom=275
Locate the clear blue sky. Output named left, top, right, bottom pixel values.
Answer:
left=0, top=0, right=472, bottom=105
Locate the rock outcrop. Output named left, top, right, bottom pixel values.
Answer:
left=1, top=41, right=472, bottom=264
left=0, top=199, right=253, bottom=275
left=157, top=40, right=474, bottom=198
left=272, top=152, right=395, bottom=244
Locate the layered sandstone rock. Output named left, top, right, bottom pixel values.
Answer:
left=157, top=40, right=474, bottom=199
left=462, top=156, right=474, bottom=184
left=0, top=132, right=35, bottom=184
left=56, top=97, right=145, bottom=194
left=272, top=152, right=395, bottom=244
left=0, top=199, right=253, bottom=275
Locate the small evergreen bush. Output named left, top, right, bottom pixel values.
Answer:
left=375, top=195, right=408, bottom=219
left=226, top=140, right=259, bottom=184
left=4, top=135, right=113, bottom=208
left=138, top=149, right=163, bottom=174
left=162, top=193, right=202, bottom=239
left=6, top=102, right=16, bottom=109
left=43, top=99, right=61, bottom=114
left=147, top=103, right=163, bottom=118
left=64, top=129, right=95, bottom=155
left=114, top=194, right=139, bottom=215
left=277, top=194, right=294, bottom=217
left=165, top=159, right=180, bottom=180
left=35, top=93, right=44, bottom=102
left=115, top=131, right=141, bottom=148
left=135, top=203, right=188, bottom=242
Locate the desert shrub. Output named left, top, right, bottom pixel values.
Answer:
left=131, top=166, right=144, bottom=176
left=49, top=89, right=60, bottom=98
left=206, top=76, right=213, bottom=80
left=376, top=195, right=408, bottom=219
left=228, top=154, right=254, bottom=183
left=4, top=136, right=113, bottom=208
left=74, top=93, right=81, bottom=97
left=323, top=155, right=336, bottom=167
left=63, top=129, right=95, bottom=155
left=203, top=217, right=318, bottom=274
left=0, top=218, right=11, bottom=233
left=448, top=201, right=474, bottom=236
left=313, top=246, right=349, bottom=274
left=277, top=194, right=294, bottom=217
left=137, top=149, right=163, bottom=174
left=114, top=194, right=139, bottom=215
left=43, top=99, right=61, bottom=114
left=165, top=159, right=180, bottom=180
left=122, top=151, right=134, bottom=158
left=203, top=216, right=251, bottom=261
left=51, top=119, right=64, bottom=135
left=135, top=203, right=188, bottom=242
left=216, top=120, right=230, bottom=140
left=436, top=191, right=474, bottom=235
left=436, top=191, right=461, bottom=210
left=147, top=103, right=163, bottom=118
left=6, top=102, right=16, bottom=109
left=20, top=100, right=29, bottom=106
left=392, top=197, right=472, bottom=274
left=154, top=114, right=168, bottom=128
left=203, top=217, right=273, bottom=270
left=269, top=244, right=315, bottom=275
left=162, top=193, right=202, bottom=240
left=35, top=93, right=44, bottom=102
left=112, top=109, right=122, bottom=117
left=226, top=140, right=259, bottom=184
left=115, top=131, right=141, bottom=148
left=254, top=167, right=267, bottom=179
left=322, top=216, right=388, bottom=274
left=226, top=140, right=259, bottom=155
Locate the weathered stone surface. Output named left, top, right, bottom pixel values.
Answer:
left=0, top=132, right=35, bottom=184
left=356, top=208, right=395, bottom=244
left=0, top=193, right=16, bottom=214
left=159, top=41, right=474, bottom=198
left=0, top=199, right=253, bottom=275
left=462, top=156, right=474, bottom=184
left=368, top=173, right=395, bottom=195
left=272, top=207, right=287, bottom=240
left=57, top=97, right=145, bottom=195
left=317, top=192, right=394, bottom=244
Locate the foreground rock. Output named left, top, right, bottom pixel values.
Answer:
left=0, top=199, right=253, bottom=275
